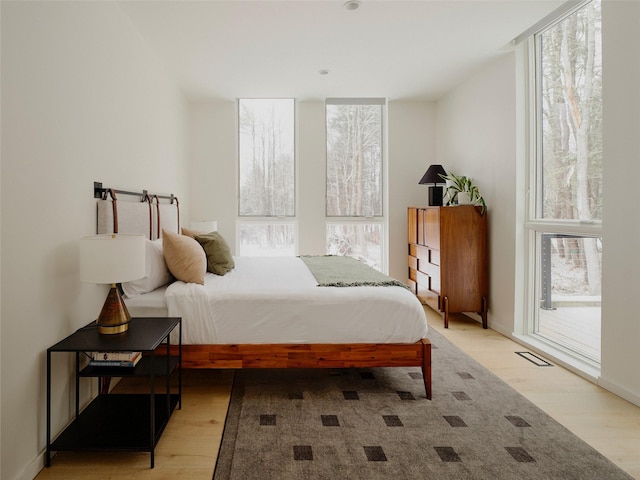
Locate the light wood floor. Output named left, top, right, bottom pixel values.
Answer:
left=37, top=308, right=640, bottom=479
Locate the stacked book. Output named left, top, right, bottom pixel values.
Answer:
left=89, top=351, right=142, bottom=368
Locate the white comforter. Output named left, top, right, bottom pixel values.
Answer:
left=163, top=256, right=428, bottom=345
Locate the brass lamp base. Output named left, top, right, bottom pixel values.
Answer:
left=97, top=284, right=131, bottom=334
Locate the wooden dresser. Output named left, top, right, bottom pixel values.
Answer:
left=408, top=206, right=488, bottom=328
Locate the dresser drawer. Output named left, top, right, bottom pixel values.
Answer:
left=408, top=255, right=418, bottom=271
left=415, top=245, right=429, bottom=260
left=408, top=266, right=418, bottom=283
left=406, top=278, right=417, bottom=295
left=429, top=271, right=440, bottom=292
left=418, top=257, right=439, bottom=279
left=416, top=271, right=440, bottom=294
left=430, top=249, right=440, bottom=266
left=422, top=290, right=440, bottom=311
left=417, top=286, right=439, bottom=311
left=416, top=270, right=441, bottom=309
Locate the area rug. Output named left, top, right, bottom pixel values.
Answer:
left=213, top=329, right=632, bottom=480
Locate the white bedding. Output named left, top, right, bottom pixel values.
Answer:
left=125, top=284, right=169, bottom=317
left=128, top=256, right=428, bottom=345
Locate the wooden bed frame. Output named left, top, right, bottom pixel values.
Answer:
left=95, top=183, right=432, bottom=399
left=168, top=341, right=431, bottom=399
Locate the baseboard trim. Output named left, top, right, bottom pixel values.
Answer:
left=598, top=377, right=640, bottom=408
left=13, top=450, right=45, bottom=480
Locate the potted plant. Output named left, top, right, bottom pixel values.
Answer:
left=438, top=172, right=487, bottom=214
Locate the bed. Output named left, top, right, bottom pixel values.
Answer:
left=94, top=183, right=432, bottom=398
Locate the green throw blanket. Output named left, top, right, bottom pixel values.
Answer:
left=299, top=255, right=410, bottom=290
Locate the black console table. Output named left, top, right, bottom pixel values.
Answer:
left=46, top=317, right=182, bottom=468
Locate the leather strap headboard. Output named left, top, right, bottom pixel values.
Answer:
left=96, top=187, right=179, bottom=239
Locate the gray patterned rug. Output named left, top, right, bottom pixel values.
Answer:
left=213, top=329, right=632, bottom=480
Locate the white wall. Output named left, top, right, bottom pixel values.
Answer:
left=435, top=53, right=517, bottom=332
left=188, top=99, right=434, bottom=280
left=298, top=100, right=330, bottom=256
left=0, top=3, right=188, bottom=479
left=387, top=101, right=437, bottom=281
left=599, top=0, right=640, bottom=405
left=189, top=100, right=237, bottom=247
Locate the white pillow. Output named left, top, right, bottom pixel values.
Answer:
left=122, top=239, right=172, bottom=297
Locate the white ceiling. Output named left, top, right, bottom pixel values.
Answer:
left=118, top=0, right=564, bottom=101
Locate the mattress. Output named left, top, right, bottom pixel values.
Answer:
left=127, top=256, right=428, bottom=345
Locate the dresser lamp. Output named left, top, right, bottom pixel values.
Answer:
left=190, top=220, right=218, bottom=233
left=418, top=164, right=447, bottom=206
left=79, top=234, right=145, bottom=334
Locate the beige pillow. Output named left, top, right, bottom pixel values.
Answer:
left=195, top=232, right=235, bottom=276
left=162, top=229, right=206, bottom=285
left=181, top=226, right=204, bottom=238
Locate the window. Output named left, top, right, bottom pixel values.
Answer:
left=326, top=222, right=384, bottom=271
left=325, top=99, right=385, bottom=271
left=537, top=0, right=602, bottom=224
left=326, top=101, right=383, bottom=217
left=525, top=0, right=602, bottom=365
left=237, top=99, right=296, bottom=256
left=237, top=223, right=296, bottom=257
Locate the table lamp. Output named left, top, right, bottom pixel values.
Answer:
left=418, top=164, right=447, bottom=206
left=79, top=234, right=146, bottom=334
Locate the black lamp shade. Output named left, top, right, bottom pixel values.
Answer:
left=418, top=164, right=447, bottom=185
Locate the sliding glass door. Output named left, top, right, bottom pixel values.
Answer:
left=535, top=233, right=602, bottom=362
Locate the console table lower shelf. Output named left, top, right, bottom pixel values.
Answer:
left=51, top=393, right=179, bottom=453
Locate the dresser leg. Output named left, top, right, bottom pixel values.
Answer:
left=443, top=296, right=449, bottom=328
left=481, top=296, right=488, bottom=329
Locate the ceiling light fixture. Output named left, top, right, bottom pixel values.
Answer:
left=343, top=0, right=360, bottom=11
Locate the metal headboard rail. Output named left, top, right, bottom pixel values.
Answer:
left=93, top=181, right=177, bottom=203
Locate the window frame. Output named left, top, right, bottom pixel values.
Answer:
left=236, top=98, right=298, bottom=256
left=237, top=98, right=297, bottom=218
left=324, top=98, right=385, bottom=219
left=324, top=98, right=387, bottom=272
left=519, top=0, right=603, bottom=372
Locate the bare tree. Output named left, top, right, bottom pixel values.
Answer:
left=239, top=100, right=294, bottom=218
left=326, top=104, right=382, bottom=217
left=540, top=0, right=601, bottom=294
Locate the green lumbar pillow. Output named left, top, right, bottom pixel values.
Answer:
left=194, top=232, right=235, bottom=276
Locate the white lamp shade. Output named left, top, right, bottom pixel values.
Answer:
left=80, top=234, right=146, bottom=284
left=190, top=220, right=217, bottom=233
